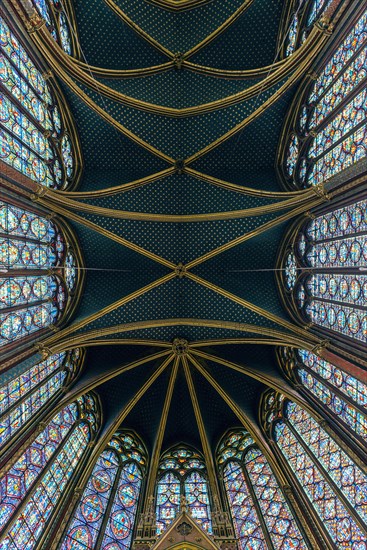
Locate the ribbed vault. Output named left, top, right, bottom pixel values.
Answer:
left=2, top=3, right=364, bottom=546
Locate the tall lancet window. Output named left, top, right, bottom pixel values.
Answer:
left=217, top=429, right=307, bottom=549
left=280, top=197, right=367, bottom=345
left=284, top=0, right=334, bottom=58
left=0, top=349, right=82, bottom=449
left=0, top=13, right=79, bottom=189
left=30, top=0, right=73, bottom=54
left=280, top=8, right=367, bottom=188
left=0, top=198, right=82, bottom=348
left=156, top=446, right=212, bottom=535
left=59, top=431, right=146, bottom=550
left=279, top=347, right=367, bottom=445
left=0, top=393, right=99, bottom=550
left=263, top=391, right=367, bottom=547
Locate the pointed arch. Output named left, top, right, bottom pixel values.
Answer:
left=278, top=347, right=367, bottom=450
left=0, top=348, right=83, bottom=452
left=281, top=0, right=336, bottom=59
left=0, top=9, right=82, bottom=190
left=24, top=0, right=77, bottom=56
left=0, top=392, right=100, bottom=549
left=0, top=196, right=84, bottom=350
left=217, top=428, right=308, bottom=549
left=278, top=6, right=367, bottom=189
left=277, top=195, right=367, bottom=351
left=156, top=445, right=212, bottom=535
left=59, top=430, right=147, bottom=550
left=262, top=390, right=367, bottom=547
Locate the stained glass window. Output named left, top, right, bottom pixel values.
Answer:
left=283, top=347, right=367, bottom=443
left=60, top=431, right=146, bottom=550
left=156, top=446, right=212, bottom=535
left=30, top=0, right=72, bottom=54
left=285, top=0, right=333, bottom=57
left=0, top=393, right=98, bottom=549
left=0, top=349, right=81, bottom=449
left=0, top=198, right=80, bottom=347
left=218, top=429, right=307, bottom=549
left=282, top=198, right=367, bottom=344
left=264, top=391, right=367, bottom=547
left=283, top=9, right=367, bottom=187
left=0, top=14, right=75, bottom=188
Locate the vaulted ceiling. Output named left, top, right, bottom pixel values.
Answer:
left=30, top=0, right=333, bottom=456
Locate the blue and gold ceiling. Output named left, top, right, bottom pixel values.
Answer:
left=15, top=0, right=339, bottom=454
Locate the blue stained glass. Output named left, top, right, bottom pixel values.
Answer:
left=0, top=351, right=80, bottom=448
left=298, top=350, right=367, bottom=407
left=0, top=15, right=74, bottom=186
left=244, top=448, right=307, bottom=549
left=310, top=10, right=367, bottom=102
left=59, top=12, right=72, bottom=55
left=298, top=368, right=367, bottom=440
left=307, top=0, right=333, bottom=26
left=220, top=430, right=306, bottom=549
left=0, top=198, right=78, bottom=346
left=287, top=402, right=367, bottom=524
left=156, top=472, right=181, bottom=534
left=60, top=451, right=119, bottom=550
left=224, top=461, right=266, bottom=549
left=288, top=197, right=367, bottom=343
left=286, top=14, right=298, bottom=57
left=60, top=432, right=145, bottom=549
left=275, top=420, right=367, bottom=547
left=156, top=446, right=211, bottom=534
left=285, top=10, right=367, bottom=186
left=185, top=471, right=212, bottom=534
left=2, top=421, right=90, bottom=549
left=100, top=462, right=143, bottom=550
left=0, top=402, right=79, bottom=531
left=32, top=0, right=72, bottom=54
left=0, top=394, right=96, bottom=549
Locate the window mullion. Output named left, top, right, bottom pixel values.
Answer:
left=297, top=362, right=367, bottom=415
left=241, top=463, right=275, bottom=550
left=285, top=418, right=367, bottom=535
left=94, top=463, right=122, bottom=550
left=0, top=419, right=86, bottom=543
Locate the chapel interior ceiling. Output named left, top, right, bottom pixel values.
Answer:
left=2, top=0, right=355, bottom=456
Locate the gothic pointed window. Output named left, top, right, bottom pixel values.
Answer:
left=0, top=349, right=82, bottom=449
left=217, top=429, right=307, bottom=549
left=0, top=198, right=82, bottom=348
left=59, top=431, right=146, bottom=550
left=279, top=347, right=367, bottom=445
left=263, top=391, right=367, bottom=547
left=281, top=8, right=367, bottom=187
left=0, top=393, right=99, bottom=549
left=29, top=0, right=73, bottom=54
left=0, top=13, right=79, bottom=189
left=280, top=197, right=367, bottom=345
left=156, top=446, right=212, bottom=535
left=284, top=0, right=334, bottom=57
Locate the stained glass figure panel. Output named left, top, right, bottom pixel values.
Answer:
left=275, top=420, right=367, bottom=547
left=184, top=471, right=212, bottom=533
left=100, top=462, right=143, bottom=550
left=284, top=10, right=367, bottom=187
left=223, top=461, right=266, bottom=549
left=156, top=472, right=181, bottom=534
left=244, top=447, right=306, bottom=549
left=60, top=450, right=119, bottom=550
left=0, top=15, right=74, bottom=187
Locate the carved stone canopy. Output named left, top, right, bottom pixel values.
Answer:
left=150, top=511, right=222, bottom=550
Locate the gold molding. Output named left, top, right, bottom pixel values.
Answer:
left=144, top=355, right=180, bottom=506
left=182, top=355, right=222, bottom=503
